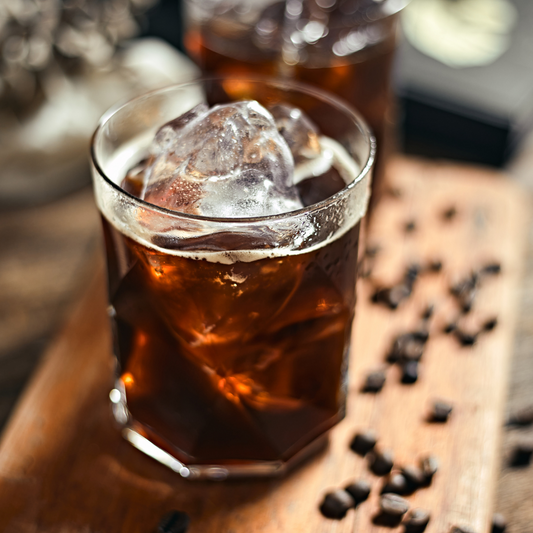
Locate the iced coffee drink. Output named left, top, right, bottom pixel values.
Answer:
left=91, top=78, right=374, bottom=478
left=184, top=0, right=408, bottom=211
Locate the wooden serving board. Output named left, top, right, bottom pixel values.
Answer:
left=0, top=158, right=527, bottom=533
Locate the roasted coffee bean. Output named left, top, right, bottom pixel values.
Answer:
left=363, top=370, right=386, bottom=393
left=420, top=455, right=439, bottom=482
left=365, top=245, right=381, bottom=258
left=491, top=513, right=507, bottom=533
left=483, top=318, right=498, bottom=331
left=158, top=511, right=190, bottom=533
left=402, top=465, right=426, bottom=488
left=507, top=404, right=533, bottom=426
left=372, top=286, right=410, bottom=310
left=404, top=220, right=416, bottom=233
left=481, top=262, right=501, bottom=276
left=379, top=493, right=409, bottom=517
left=455, top=329, right=477, bottom=346
left=451, top=276, right=478, bottom=298
left=345, top=479, right=371, bottom=502
left=421, top=304, right=434, bottom=320
left=350, top=430, right=377, bottom=456
left=404, top=508, right=431, bottom=532
left=412, top=328, right=429, bottom=343
left=430, top=400, right=453, bottom=422
left=389, top=333, right=424, bottom=363
left=401, top=361, right=419, bottom=384
left=509, top=440, right=533, bottom=467
left=319, top=489, right=355, bottom=519
left=405, top=263, right=421, bottom=285
left=442, top=206, right=458, bottom=220
left=369, top=449, right=394, bottom=476
left=444, top=322, right=457, bottom=334
left=381, top=473, right=408, bottom=495
left=459, top=290, right=476, bottom=313
left=450, top=525, right=476, bottom=533
left=427, top=259, right=443, bottom=273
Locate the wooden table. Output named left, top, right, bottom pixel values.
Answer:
left=0, top=157, right=532, bottom=531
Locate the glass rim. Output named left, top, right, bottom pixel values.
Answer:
left=90, top=75, right=376, bottom=225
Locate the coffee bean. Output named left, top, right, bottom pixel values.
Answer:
left=412, top=328, right=429, bottom=343
left=402, top=361, right=419, bottom=384
left=483, top=318, right=498, bottom=331
left=365, top=245, right=381, bottom=258
left=455, top=329, right=477, bottom=346
left=372, top=286, right=410, bottom=310
left=379, top=493, right=409, bottom=517
left=481, top=262, right=501, bottom=276
left=427, top=259, right=443, bottom=273
left=319, top=489, right=355, bottom=519
left=430, top=400, right=453, bottom=422
left=491, top=513, right=507, bottom=533
left=509, top=440, right=533, bottom=467
left=389, top=333, right=424, bottom=364
left=350, top=430, right=377, bottom=455
left=420, top=455, right=439, bottom=482
left=345, top=479, right=371, bottom=502
left=402, top=465, right=426, bottom=488
left=507, top=404, right=533, bottom=426
left=459, top=290, right=476, bottom=313
left=405, top=263, right=421, bottom=286
left=450, top=525, right=476, bottom=533
left=444, top=322, right=457, bottom=334
left=158, top=511, right=190, bottom=533
left=404, top=508, right=431, bottom=532
left=381, top=473, right=408, bottom=495
left=363, top=370, right=386, bottom=393
left=369, top=449, right=394, bottom=476
left=442, top=206, right=458, bottom=221
left=404, top=220, right=416, bottom=233
left=421, top=304, right=434, bottom=320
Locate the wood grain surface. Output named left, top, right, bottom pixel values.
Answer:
left=0, top=158, right=528, bottom=533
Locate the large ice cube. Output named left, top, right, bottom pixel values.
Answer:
left=142, top=100, right=303, bottom=218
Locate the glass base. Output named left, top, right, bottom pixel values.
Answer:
left=109, top=382, right=330, bottom=480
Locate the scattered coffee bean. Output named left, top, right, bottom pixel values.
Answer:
left=444, top=322, right=457, bottom=334
left=372, top=285, right=411, bottom=310
left=412, top=328, right=429, bottom=343
left=405, top=263, right=421, bottom=286
left=430, top=400, right=453, bottom=422
left=402, top=465, right=426, bottom=488
left=365, top=245, right=381, bottom=258
left=427, top=259, right=443, bottom=273
left=483, top=317, right=498, bottom=331
left=442, top=206, right=458, bottom=221
left=509, top=440, right=533, bottom=467
left=389, top=333, right=424, bottom=364
left=345, top=479, right=371, bottom=502
left=420, top=455, right=439, bottom=482
left=363, top=370, right=386, bottom=393
left=369, top=449, right=395, bottom=476
left=381, top=473, right=408, bottom=495
left=319, top=489, right=355, bottom=519
left=507, top=404, right=533, bottom=426
left=480, top=262, right=501, bottom=276
left=421, top=304, right=434, bottom=320
left=402, top=361, right=419, bottom=384
left=491, top=513, right=507, bottom=533
left=379, top=493, right=409, bottom=517
left=158, top=511, right=190, bottom=533
left=450, top=525, right=476, bottom=533
left=404, top=508, right=431, bottom=532
left=404, top=220, right=417, bottom=233
left=350, top=430, right=377, bottom=456
left=455, top=329, right=478, bottom=346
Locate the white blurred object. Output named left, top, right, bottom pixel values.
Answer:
left=403, top=0, right=517, bottom=68
left=0, top=39, right=200, bottom=207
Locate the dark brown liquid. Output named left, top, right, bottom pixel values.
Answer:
left=185, top=13, right=398, bottom=211
left=103, top=213, right=359, bottom=464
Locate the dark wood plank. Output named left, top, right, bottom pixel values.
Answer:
left=0, top=158, right=527, bottom=533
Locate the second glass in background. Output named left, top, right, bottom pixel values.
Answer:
left=184, top=0, right=408, bottom=212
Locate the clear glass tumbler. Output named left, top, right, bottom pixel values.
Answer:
left=184, top=0, right=408, bottom=212
left=91, top=77, right=374, bottom=479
